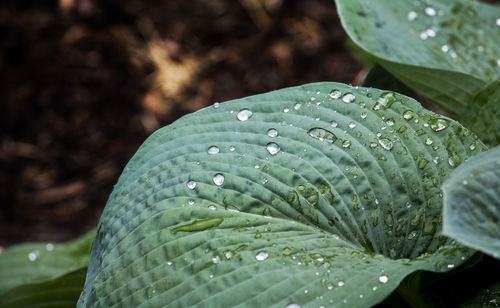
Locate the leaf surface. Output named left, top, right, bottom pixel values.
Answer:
left=0, top=230, right=94, bottom=293
left=336, top=0, right=500, bottom=117
left=443, top=146, right=500, bottom=259
left=80, top=82, right=484, bottom=307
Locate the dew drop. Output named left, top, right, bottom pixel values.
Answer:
left=237, top=109, right=253, bottom=121
left=403, top=110, right=414, bottom=120
left=447, top=264, right=455, bottom=269
left=430, top=118, right=449, bottom=132
left=187, top=180, right=197, bottom=190
left=188, top=199, right=195, bottom=206
left=378, top=138, right=393, bottom=150
left=407, top=231, right=417, bottom=240
left=267, top=128, right=279, bottom=138
left=496, top=18, right=500, bottom=26
left=408, top=11, right=417, bottom=21
left=213, top=102, right=220, bottom=109
left=286, top=304, right=300, bottom=308
left=379, top=275, right=388, bottom=283
left=441, top=45, right=449, bottom=52
left=331, top=121, right=338, bottom=128
left=213, top=173, right=224, bottom=186
left=342, top=140, right=352, bottom=148
left=308, top=127, right=337, bottom=143
left=212, top=255, right=221, bottom=264
left=46, top=243, right=54, bottom=251
left=266, top=142, right=280, bottom=155
left=283, top=108, right=290, bottom=113
left=294, top=103, right=302, bottom=110
left=208, top=146, right=219, bottom=155
left=349, top=122, right=357, bottom=129
left=229, top=146, right=236, bottom=152
left=425, top=7, right=436, bottom=16
left=360, top=112, right=367, bottom=119
left=329, top=89, right=342, bottom=99
left=338, top=281, right=345, bottom=287
left=28, top=252, right=38, bottom=261
left=256, top=251, right=269, bottom=261
left=342, top=93, right=356, bottom=103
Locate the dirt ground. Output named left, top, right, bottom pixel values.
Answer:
left=0, top=0, right=364, bottom=247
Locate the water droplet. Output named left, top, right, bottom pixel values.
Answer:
left=430, top=118, right=449, bottom=132
left=342, top=93, right=356, bottom=103
left=283, top=247, right=292, bottom=256
left=283, top=108, right=290, bottom=113
left=342, top=140, right=352, bottom=148
left=28, top=251, right=38, bottom=261
left=237, top=109, right=253, bottom=121
left=208, top=146, right=219, bottom=155
left=331, top=121, right=338, bottom=128
left=46, top=243, right=54, bottom=251
left=379, top=275, right=388, bottom=283
left=329, top=89, right=342, bottom=99
left=213, top=173, right=224, bottom=186
left=187, top=180, right=197, bottom=190
left=349, top=122, right=357, bottom=129
left=212, top=255, right=221, bottom=264
left=425, top=7, right=436, bottom=16
left=407, top=231, right=417, bottom=240
left=294, top=103, right=302, bottom=110
left=229, top=146, right=236, bottom=152
left=426, top=29, right=436, bottom=37
left=338, top=281, right=345, bottom=286
left=188, top=199, right=195, bottom=206
left=256, top=251, right=269, bottom=261
left=469, top=143, right=476, bottom=151
left=447, top=264, right=455, bottom=269
left=373, top=92, right=396, bottom=110
left=441, top=45, right=449, bottom=52
left=167, top=261, right=172, bottom=266
left=403, top=110, right=414, bottom=120
left=360, top=112, right=367, bottom=119
left=378, top=138, right=393, bottom=150
left=286, top=304, right=300, bottom=308
left=266, top=142, right=280, bottom=155
left=308, top=127, right=337, bottom=143
left=224, top=250, right=233, bottom=259
left=213, top=102, right=220, bottom=109
left=496, top=18, right=500, bottom=26
left=408, top=11, right=417, bottom=21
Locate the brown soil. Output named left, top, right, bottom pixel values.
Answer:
left=0, top=0, right=363, bottom=247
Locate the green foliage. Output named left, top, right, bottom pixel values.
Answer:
left=78, top=82, right=484, bottom=307
left=443, top=146, right=500, bottom=259
left=2, top=0, right=499, bottom=306
left=0, top=231, right=94, bottom=307
left=336, top=0, right=500, bottom=117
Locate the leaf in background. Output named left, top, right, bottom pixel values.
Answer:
left=79, top=82, right=484, bottom=307
left=462, top=79, right=500, bottom=147
left=443, top=146, right=500, bottom=259
left=460, top=281, right=500, bottom=308
left=362, top=64, right=416, bottom=99
left=336, top=0, right=500, bottom=117
left=0, top=268, right=88, bottom=308
left=0, top=230, right=94, bottom=295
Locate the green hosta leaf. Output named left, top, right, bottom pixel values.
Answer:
left=0, top=230, right=94, bottom=294
left=460, top=281, right=500, bottom=308
left=0, top=268, right=88, bottom=308
left=362, top=64, right=416, bottom=98
left=462, top=79, right=500, bottom=147
left=79, top=82, right=484, bottom=307
left=336, top=0, right=500, bottom=117
left=443, top=146, right=500, bottom=259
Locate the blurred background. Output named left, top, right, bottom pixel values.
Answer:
left=0, top=0, right=365, bottom=247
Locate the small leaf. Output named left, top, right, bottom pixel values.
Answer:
left=443, top=146, right=500, bottom=259
left=80, top=83, right=484, bottom=307
left=336, top=0, right=500, bottom=117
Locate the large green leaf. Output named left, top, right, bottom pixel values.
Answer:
left=336, top=0, right=500, bottom=117
left=0, top=230, right=94, bottom=293
left=79, top=82, right=484, bottom=307
left=462, top=79, right=500, bottom=147
left=443, top=146, right=500, bottom=259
